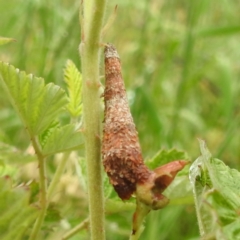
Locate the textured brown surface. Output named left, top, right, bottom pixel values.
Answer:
left=102, top=44, right=151, bottom=200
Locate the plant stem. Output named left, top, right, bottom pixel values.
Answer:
left=130, top=199, right=150, bottom=240
left=29, top=137, right=48, bottom=240
left=47, top=151, right=71, bottom=201
left=80, top=0, right=107, bottom=240
left=62, top=217, right=89, bottom=240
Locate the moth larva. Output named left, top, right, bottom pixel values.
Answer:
left=102, top=44, right=151, bottom=200
left=102, top=44, right=189, bottom=208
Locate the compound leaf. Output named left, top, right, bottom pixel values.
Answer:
left=146, top=148, right=188, bottom=170
left=0, top=61, right=68, bottom=136
left=189, top=139, right=240, bottom=239
left=42, top=124, right=84, bottom=156
left=64, top=59, right=82, bottom=117
left=0, top=177, right=38, bottom=240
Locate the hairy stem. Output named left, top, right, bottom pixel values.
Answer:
left=80, top=0, right=107, bottom=239
left=29, top=137, right=48, bottom=240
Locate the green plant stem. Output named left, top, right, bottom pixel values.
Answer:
left=80, top=0, right=107, bottom=239
left=130, top=200, right=149, bottom=240
left=29, top=137, right=48, bottom=240
left=62, top=217, right=89, bottom=240
left=47, top=151, right=71, bottom=201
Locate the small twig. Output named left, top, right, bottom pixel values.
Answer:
left=29, top=137, right=48, bottom=240
left=62, top=218, right=89, bottom=240
left=101, top=5, right=118, bottom=37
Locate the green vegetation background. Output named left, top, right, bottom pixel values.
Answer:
left=1, top=0, right=240, bottom=239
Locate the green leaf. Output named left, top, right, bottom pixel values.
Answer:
left=0, top=37, right=16, bottom=46
left=42, top=124, right=84, bottom=156
left=39, top=121, right=60, bottom=148
left=146, top=148, right=188, bottom=170
left=103, top=171, right=114, bottom=199
left=64, top=59, right=82, bottom=117
left=196, top=25, right=240, bottom=38
left=198, top=140, right=240, bottom=209
left=0, top=177, right=39, bottom=239
left=189, top=139, right=240, bottom=239
left=223, top=219, right=240, bottom=239
left=163, top=176, right=193, bottom=206
left=0, top=61, right=68, bottom=136
left=0, top=161, right=18, bottom=178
